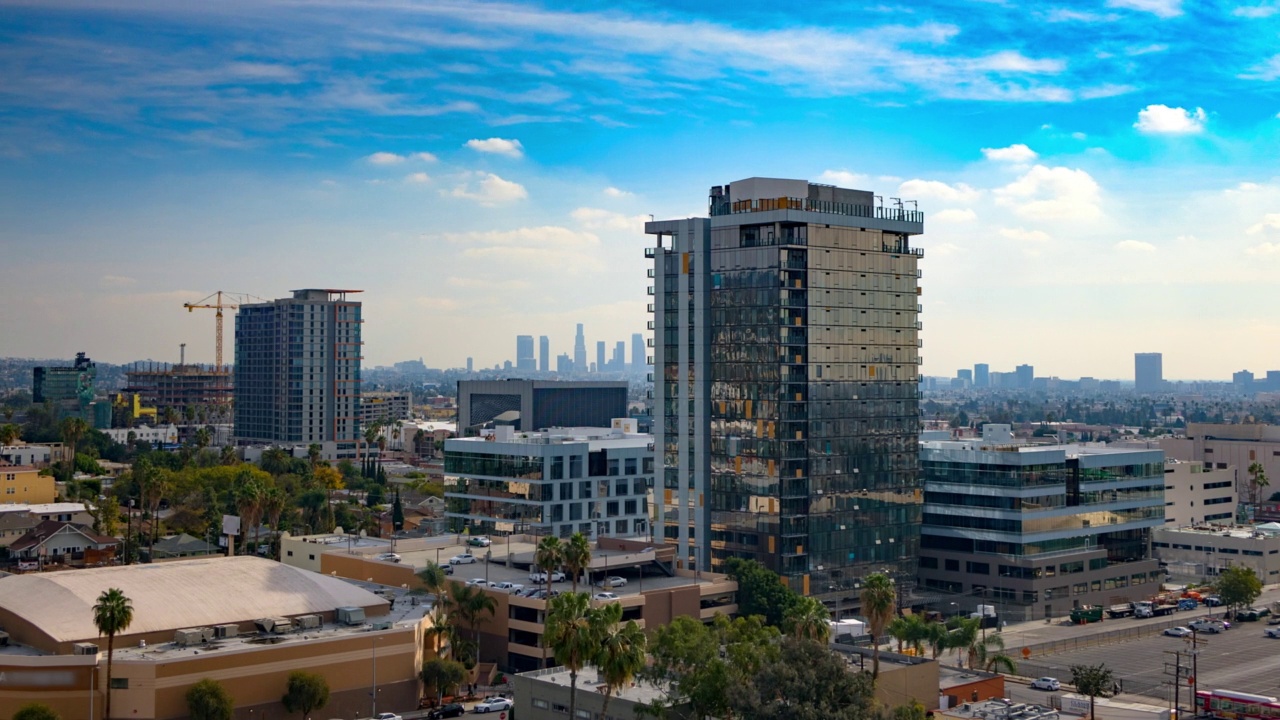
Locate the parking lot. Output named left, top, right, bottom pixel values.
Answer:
left=1018, top=619, right=1280, bottom=704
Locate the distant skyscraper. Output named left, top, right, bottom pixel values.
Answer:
left=613, top=341, right=625, bottom=371
left=1234, top=370, right=1255, bottom=393
left=235, top=289, right=362, bottom=447
left=631, top=333, right=645, bottom=370
left=556, top=353, right=572, bottom=374
left=647, top=176, right=924, bottom=595
left=574, top=324, right=587, bottom=373
left=957, top=369, right=972, bottom=383
left=1015, top=364, right=1034, bottom=389
left=596, top=341, right=605, bottom=373
left=467, top=357, right=474, bottom=373
left=1134, top=352, right=1163, bottom=393
left=539, top=335, right=550, bottom=373
left=974, top=363, right=989, bottom=388
left=32, top=352, right=96, bottom=423
left=516, top=335, right=536, bottom=372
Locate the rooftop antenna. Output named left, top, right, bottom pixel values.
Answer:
left=905, top=200, right=917, bottom=211
left=180, top=343, right=186, bottom=366
left=891, top=197, right=903, bottom=209
left=874, top=195, right=883, bottom=210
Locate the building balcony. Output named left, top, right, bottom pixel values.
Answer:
left=647, top=320, right=655, bottom=330
left=647, top=268, right=655, bottom=278
left=646, top=287, right=655, bottom=296
left=644, top=247, right=658, bottom=258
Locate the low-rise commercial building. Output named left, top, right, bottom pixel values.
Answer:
left=1163, top=423, right=1280, bottom=502
left=457, top=380, right=628, bottom=434
left=516, top=667, right=688, bottom=720
left=0, top=555, right=432, bottom=719
left=100, top=424, right=179, bottom=446
left=1153, top=524, right=1280, bottom=583
left=918, top=428, right=1166, bottom=621
left=445, top=423, right=654, bottom=541
left=1160, top=460, right=1237, bottom=526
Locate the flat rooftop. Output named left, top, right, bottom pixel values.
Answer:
left=520, top=666, right=669, bottom=704
left=1157, top=524, right=1280, bottom=538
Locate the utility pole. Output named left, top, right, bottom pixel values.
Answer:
left=1163, top=649, right=1189, bottom=719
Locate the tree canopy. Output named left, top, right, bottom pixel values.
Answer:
left=186, top=678, right=235, bottom=720
left=13, top=703, right=60, bottom=720
left=1217, top=565, right=1263, bottom=614
left=282, top=671, right=330, bottom=717
left=1070, top=663, right=1115, bottom=720
left=723, top=557, right=801, bottom=628
left=728, top=637, right=880, bottom=720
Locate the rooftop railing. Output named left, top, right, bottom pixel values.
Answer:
left=710, top=196, right=925, bottom=224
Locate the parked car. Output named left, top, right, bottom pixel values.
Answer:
left=530, top=570, right=566, bottom=583
left=474, top=697, right=514, bottom=713
left=468, top=536, right=492, bottom=547
left=593, top=592, right=620, bottom=601
left=376, top=713, right=404, bottom=720
left=449, top=553, right=477, bottom=565
left=492, top=581, right=525, bottom=592
left=1189, top=619, right=1224, bottom=634
left=1265, top=627, right=1280, bottom=639
left=427, top=703, right=466, bottom=720
left=443, top=564, right=454, bottom=575
left=596, top=576, right=628, bottom=588
left=1030, top=677, right=1061, bottom=691
left=466, top=578, right=490, bottom=587
left=1165, top=626, right=1193, bottom=637
left=374, top=552, right=402, bottom=563
left=1204, top=595, right=1224, bottom=607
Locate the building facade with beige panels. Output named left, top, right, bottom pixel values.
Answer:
left=1162, top=423, right=1280, bottom=501
left=0, top=556, right=435, bottom=719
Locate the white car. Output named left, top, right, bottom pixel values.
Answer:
left=1189, top=619, right=1224, bottom=634
left=466, top=578, right=490, bottom=587
left=530, top=570, right=566, bottom=583
left=1030, top=677, right=1060, bottom=691
left=449, top=553, right=478, bottom=565
left=376, top=714, right=403, bottom=720
left=593, top=592, right=620, bottom=601
left=1165, top=626, right=1193, bottom=637
left=491, top=581, right=525, bottom=592
left=1265, top=627, right=1280, bottom=639
left=468, top=536, right=492, bottom=547
left=596, top=576, right=628, bottom=588
left=474, top=697, right=513, bottom=713
left=374, top=552, right=401, bottom=563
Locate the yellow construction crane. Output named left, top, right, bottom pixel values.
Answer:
left=183, top=291, right=263, bottom=372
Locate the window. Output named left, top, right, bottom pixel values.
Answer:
left=634, top=478, right=647, bottom=494
left=110, top=678, right=129, bottom=689
left=552, top=704, right=569, bottom=714
left=533, top=700, right=550, bottom=710
left=309, top=554, right=315, bottom=561
left=919, top=556, right=938, bottom=569
left=551, top=457, right=565, bottom=480
left=607, top=459, right=620, bottom=476
left=615, top=479, right=628, bottom=496
left=945, top=559, right=959, bottom=571
left=287, top=550, right=294, bottom=557
left=966, top=561, right=990, bottom=575
left=625, top=458, right=637, bottom=474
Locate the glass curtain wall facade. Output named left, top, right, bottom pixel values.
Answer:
left=647, top=178, right=925, bottom=595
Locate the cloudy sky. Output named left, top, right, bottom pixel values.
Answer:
left=2, top=0, right=1279, bottom=380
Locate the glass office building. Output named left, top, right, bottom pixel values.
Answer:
left=646, top=177, right=925, bottom=597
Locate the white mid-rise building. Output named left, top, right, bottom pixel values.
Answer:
left=1161, top=459, right=1237, bottom=527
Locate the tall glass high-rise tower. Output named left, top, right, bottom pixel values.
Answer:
left=646, top=177, right=925, bottom=599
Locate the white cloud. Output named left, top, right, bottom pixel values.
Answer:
left=603, top=186, right=633, bottom=198
left=1071, top=132, right=1087, bottom=140
left=1134, top=104, right=1207, bottom=134
left=571, top=207, right=648, bottom=232
left=465, top=137, right=524, bottom=158
left=995, top=165, right=1102, bottom=221
left=1234, top=4, right=1279, bottom=18
left=1247, top=214, right=1280, bottom=234
left=982, top=144, right=1038, bottom=163
left=1246, top=243, right=1280, bottom=256
left=1107, top=0, right=1182, bottom=17
left=1115, top=239, right=1156, bottom=252
left=899, top=179, right=981, bottom=204
left=100, top=275, right=137, bottom=289
left=817, top=169, right=873, bottom=188
left=1239, top=55, right=1280, bottom=82
left=443, top=226, right=602, bottom=272
left=1046, top=8, right=1121, bottom=21
left=404, top=172, right=431, bottom=184
left=366, top=151, right=405, bottom=165
left=411, top=152, right=439, bottom=162
left=930, top=242, right=963, bottom=256
left=447, top=172, right=528, bottom=204
left=931, top=208, right=977, bottom=223
left=999, top=228, right=1053, bottom=243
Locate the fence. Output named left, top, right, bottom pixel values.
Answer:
left=1013, top=617, right=1188, bottom=700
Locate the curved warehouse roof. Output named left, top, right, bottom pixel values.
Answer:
left=0, top=555, right=386, bottom=645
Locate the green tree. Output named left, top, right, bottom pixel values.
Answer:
left=893, top=700, right=928, bottom=720
left=563, top=532, right=592, bottom=593
left=282, top=671, right=330, bottom=718
left=545, top=592, right=607, bottom=720
left=392, top=488, right=405, bottom=532
left=0, top=423, right=21, bottom=447
left=449, top=583, right=497, bottom=663
left=784, top=596, right=831, bottom=643
left=314, top=465, right=344, bottom=531
left=598, top=613, right=648, bottom=720
left=974, top=633, right=1017, bottom=674
left=642, top=614, right=780, bottom=720
left=925, top=620, right=951, bottom=660
left=421, top=657, right=468, bottom=706
left=60, top=416, right=90, bottom=487
left=261, top=485, right=287, bottom=559
left=93, top=588, right=134, bottom=720
left=1070, top=663, right=1115, bottom=720
left=946, top=616, right=982, bottom=669
left=1217, top=564, right=1263, bottom=616
left=860, top=573, right=896, bottom=678
left=13, top=703, right=60, bottom=720
left=727, top=637, right=879, bottom=720
left=535, top=535, right=565, bottom=665
left=724, top=557, right=799, bottom=628
left=186, top=678, right=235, bottom=720
left=259, top=447, right=292, bottom=476
left=1249, top=462, right=1270, bottom=506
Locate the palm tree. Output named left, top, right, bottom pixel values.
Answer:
left=947, top=616, right=982, bottom=669
left=886, top=615, right=910, bottom=653
left=313, top=465, right=344, bottom=531
left=193, top=426, right=212, bottom=450
left=545, top=592, right=604, bottom=720
left=219, top=445, right=237, bottom=466
left=535, top=535, right=564, bottom=665
left=260, top=447, right=292, bottom=477
left=60, top=416, right=90, bottom=486
left=235, top=479, right=264, bottom=556
left=925, top=620, right=951, bottom=660
left=784, top=596, right=831, bottom=643
left=974, top=633, right=1017, bottom=674
left=860, top=573, right=897, bottom=679
left=0, top=423, right=20, bottom=447
left=1249, top=462, right=1270, bottom=506
left=261, top=486, right=286, bottom=559
left=93, top=588, right=134, bottom=720
left=307, top=443, right=322, bottom=471
left=597, top=606, right=646, bottom=720
left=563, top=532, right=592, bottom=593
left=418, top=562, right=450, bottom=606
left=448, top=583, right=497, bottom=664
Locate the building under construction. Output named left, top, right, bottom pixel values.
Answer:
left=123, top=362, right=233, bottom=424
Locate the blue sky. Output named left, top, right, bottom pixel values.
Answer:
left=2, top=0, right=1279, bottom=380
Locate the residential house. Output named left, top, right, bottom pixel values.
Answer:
left=10, top=520, right=119, bottom=566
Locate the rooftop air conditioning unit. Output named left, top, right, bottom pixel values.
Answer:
left=336, top=606, right=366, bottom=626
left=174, top=628, right=205, bottom=646
left=295, top=614, right=321, bottom=630
left=213, top=624, right=239, bottom=639
left=73, top=642, right=99, bottom=656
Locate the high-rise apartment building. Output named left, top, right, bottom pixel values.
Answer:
left=646, top=177, right=924, bottom=597
left=574, top=324, right=587, bottom=372
left=631, top=333, right=645, bottom=371
left=974, top=363, right=989, bottom=388
left=596, top=341, right=605, bottom=374
left=516, top=335, right=536, bottom=373
left=234, top=289, right=363, bottom=451
left=539, top=336, right=550, bottom=373
left=1015, top=364, right=1034, bottom=389
left=32, top=352, right=97, bottom=423
left=1134, top=352, right=1163, bottom=393
left=612, top=341, right=625, bottom=372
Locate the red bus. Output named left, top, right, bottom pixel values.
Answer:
left=1196, top=689, right=1280, bottom=720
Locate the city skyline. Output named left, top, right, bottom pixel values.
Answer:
left=2, top=1, right=1280, bottom=377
